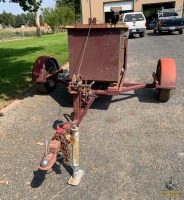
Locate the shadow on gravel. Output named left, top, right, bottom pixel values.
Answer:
left=31, top=158, right=73, bottom=188
left=147, top=32, right=179, bottom=37
left=31, top=170, right=47, bottom=188
left=52, top=120, right=65, bottom=129
left=47, top=85, right=159, bottom=110
left=134, top=88, right=158, bottom=103
left=49, top=84, right=114, bottom=111
left=128, top=35, right=141, bottom=39
left=32, top=85, right=159, bottom=123
left=48, top=159, right=73, bottom=176
left=55, top=158, right=73, bottom=176
left=50, top=85, right=73, bottom=108
left=91, top=95, right=112, bottom=110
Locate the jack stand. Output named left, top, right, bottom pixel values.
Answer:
left=68, top=125, right=84, bottom=186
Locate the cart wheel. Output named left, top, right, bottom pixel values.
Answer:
left=179, top=29, right=183, bottom=35
left=139, top=32, right=145, bottom=38
left=156, top=60, right=175, bottom=102
left=158, top=30, right=162, bottom=35
left=36, top=59, right=58, bottom=93
left=157, top=89, right=173, bottom=102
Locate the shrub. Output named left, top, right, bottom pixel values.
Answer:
left=41, top=6, right=75, bottom=33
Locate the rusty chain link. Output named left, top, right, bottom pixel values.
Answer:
left=53, top=131, right=70, bottom=164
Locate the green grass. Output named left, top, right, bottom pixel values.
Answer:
left=0, top=33, right=68, bottom=104
left=0, top=30, right=37, bottom=39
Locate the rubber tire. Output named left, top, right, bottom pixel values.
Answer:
left=156, top=64, right=173, bottom=102
left=36, top=59, right=58, bottom=93
left=157, top=89, right=173, bottom=102
left=158, top=30, right=162, bottom=35
left=153, top=29, right=157, bottom=34
left=139, top=32, right=145, bottom=38
left=179, top=29, right=183, bottom=35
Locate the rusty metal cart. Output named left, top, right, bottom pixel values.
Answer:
left=32, top=22, right=176, bottom=185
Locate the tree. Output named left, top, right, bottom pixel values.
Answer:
left=0, top=11, right=15, bottom=27
left=39, top=14, right=43, bottom=26
left=0, top=0, right=42, bottom=36
left=26, top=12, right=36, bottom=26
left=56, top=0, right=80, bottom=15
left=15, top=14, right=25, bottom=27
left=42, top=6, right=75, bottom=33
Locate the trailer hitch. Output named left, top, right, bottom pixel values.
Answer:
left=39, top=139, right=61, bottom=170
left=38, top=122, right=84, bottom=185
left=38, top=124, right=69, bottom=171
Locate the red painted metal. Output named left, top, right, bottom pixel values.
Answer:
left=45, top=68, right=63, bottom=79
left=38, top=139, right=61, bottom=170
left=32, top=56, right=59, bottom=82
left=38, top=124, right=72, bottom=171
left=67, top=24, right=127, bottom=84
left=156, top=58, right=176, bottom=89
left=73, top=94, right=96, bottom=126
left=34, top=22, right=177, bottom=176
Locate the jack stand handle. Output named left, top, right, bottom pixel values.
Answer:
left=45, top=139, right=49, bottom=155
left=57, top=121, right=77, bottom=131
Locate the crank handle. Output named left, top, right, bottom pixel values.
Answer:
left=57, top=121, right=77, bottom=130
left=78, top=81, right=95, bottom=88
left=45, top=139, right=48, bottom=156
left=71, top=81, right=95, bottom=89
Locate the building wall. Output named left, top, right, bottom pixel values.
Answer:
left=134, top=0, right=183, bottom=16
left=81, top=0, right=184, bottom=24
left=81, top=0, right=127, bottom=24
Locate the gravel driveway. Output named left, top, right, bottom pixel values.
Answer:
left=0, top=30, right=184, bottom=200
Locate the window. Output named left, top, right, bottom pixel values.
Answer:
left=162, top=12, right=178, bottom=17
left=124, top=14, right=145, bottom=22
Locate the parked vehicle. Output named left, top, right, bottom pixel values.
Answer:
left=153, top=7, right=184, bottom=35
left=121, top=12, right=146, bottom=37
left=147, top=19, right=156, bottom=30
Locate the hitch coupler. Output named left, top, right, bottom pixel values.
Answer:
left=38, top=139, right=61, bottom=171
left=68, top=125, right=84, bottom=186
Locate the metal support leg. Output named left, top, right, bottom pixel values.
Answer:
left=68, top=126, right=84, bottom=186
left=73, top=93, right=81, bottom=122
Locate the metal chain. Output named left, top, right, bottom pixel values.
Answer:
left=54, top=131, right=70, bottom=164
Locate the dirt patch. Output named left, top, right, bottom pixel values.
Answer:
left=1, top=27, right=36, bottom=33
left=0, top=100, right=11, bottom=110
left=0, top=36, right=34, bottom=43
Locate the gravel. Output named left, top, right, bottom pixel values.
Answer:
left=0, top=30, right=184, bottom=200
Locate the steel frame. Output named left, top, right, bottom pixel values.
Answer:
left=32, top=24, right=176, bottom=186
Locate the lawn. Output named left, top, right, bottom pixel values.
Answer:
left=0, top=33, right=68, bottom=109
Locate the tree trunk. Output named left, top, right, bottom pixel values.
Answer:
left=35, top=10, right=41, bottom=37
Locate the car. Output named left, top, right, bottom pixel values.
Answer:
left=153, top=7, right=184, bottom=35
left=121, top=12, right=147, bottom=38
left=147, top=19, right=156, bottom=30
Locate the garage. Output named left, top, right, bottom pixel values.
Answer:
left=104, top=0, right=134, bottom=22
left=81, top=0, right=183, bottom=24
left=142, top=1, right=176, bottom=21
